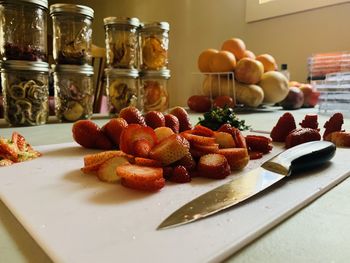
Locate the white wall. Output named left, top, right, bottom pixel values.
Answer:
left=51, top=0, right=350, bottom=107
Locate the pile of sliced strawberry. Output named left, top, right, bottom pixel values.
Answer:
left=0, top=132, right=41, bottom=166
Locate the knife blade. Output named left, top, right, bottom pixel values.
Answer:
left=158, top=141, right=336, bottom=230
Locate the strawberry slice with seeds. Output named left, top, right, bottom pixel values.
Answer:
left=323, top=112, right=344, bottom=140
left=270, top=112, right=296, bottom=142
left=116, top=164, right=165, bottom=191
left=217, top=148, right=249, bottom=170
left=97, top=155, right=130, bottom=182
left=134, top=157, right=162, bottom=167
left=11, top=132, right=27, bottom=151
left=181, top=132, right=216, bottom=145
left=192, top=125, right=214, bottom=137
left=197, top=153, right=231, bottom=179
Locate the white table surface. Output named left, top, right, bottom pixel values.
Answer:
left=1, top=108, right=349, bottom=263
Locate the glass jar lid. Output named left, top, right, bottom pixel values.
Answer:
left=0, top=0, right=48, bottom=8
left=105, top=68, right=139, bottom=78
left=50, top=4, right=94, bottom=19
left=140, top=69, right=170, bottom=79
left=140, top=21, right=170, bottom=31
left=103, top=17, right=140, bottom=27
left=0, top=61, right=49, bottom=72
left=52, top=64, right=94, bottom=75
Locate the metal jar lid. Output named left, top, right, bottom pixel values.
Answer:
left=0, top=60, right=49, bottom=72
left=50, top=4, right=94, bottom=19
left=105, top=68, right=139, bottom=78
left=0, top=0, right=48, bottom=9
left=140, top=69, right=171, bottom=79
left=52, top=64, right=94, bottom=75
left=140, top=21, right=170, bottom=32
left=103, top=17, right=140, bottom=27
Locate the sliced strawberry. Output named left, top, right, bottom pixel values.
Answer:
left=11, top=132, right=27, bottom=151
left=134, top=157, right=162, bottom=167
left=248, top=151, right=263, bottom=160
left=101, top=118, right=128, bottom=146
left=191, top=142, right=219, bottom=153
left=119, top=124, right=158, bottom=155
left=144, top=111, right=165, bottom=129
left=119, top=106, right=146, bottom=126
left=181, top=132, right=216, bottom=145
left=213, top=131, right=236, bottom=148
left=82, top=151, right=133, bottom=173
left=218, top=124, right=247, bottom=148
left=325, top=131, right=350, bottom=147
left=0, top=158, right=13, bottom=166
left=197, top=153, right=231, bottom=179
left=132, top=139, right=152, bottom=158
left=97, top=155, right=130, bottom=182
left=175, top=151, right=196, bottom=171
left=149, top=134, right=190, bottom=166
left=285, top=128, right=321, bottom=149
left=72, top=120, right=101, bottom=149
left=169, top=165, right=191, bottom=183
left=162, top=166, right=174, bottom=180
left=323, top=112, right=344, bottom=140
left=169, top=106, right=193, bottom=132
left=245, top=135, right=272, bottom=154
left=217, top=148, right=249, bottom=170
left=154, top=127, right=174, bottom=142
left=192, top=125, right=214, bottom=137
left=0, top=138, right=18, bottom=161
left=299, top=114, right=319, bottom=130
left=116, top=164, right=165, bottom=191
left=270, top=112, right=296, bottom=142
left=164, top=113, right=180, bottom=133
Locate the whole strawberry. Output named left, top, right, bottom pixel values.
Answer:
left=72, top=120, right=102, bottom=148
left=169, top=165, right=191, bottom=183
left=169, top=106, right=192, bottom=132
left=164, top=113, right=180, bottom=133
left=144, top=111, right=165, bottom=129
left=119, top=106, right=146, bottom=126
left=101, top=117, right=128, bottom=146
left=285, top=128, right=321, bottom=148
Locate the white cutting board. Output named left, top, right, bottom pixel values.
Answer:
left=0, top=142, right=349, bottom=263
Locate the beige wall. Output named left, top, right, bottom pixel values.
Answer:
left=50, top=0, right=350, bottom=107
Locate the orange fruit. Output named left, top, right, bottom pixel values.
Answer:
left=221, top=38, right=246, bottom=60
left=243, top=50, right=256, bottom=59
left=197, top=48, right=218, bottom=72
left=209, top=50, right=236, bottom=72
left=255, top=54, right=277, bottom=72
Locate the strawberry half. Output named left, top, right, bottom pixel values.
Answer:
left=116, top=164, right=165, bottom=191
left=119, top=124, right=158, bottom=156
left=197, top=153, right=231, bottom=179
left=101, top=118, right=128, bottom=146
left=270, top=112, right=296, bottom=142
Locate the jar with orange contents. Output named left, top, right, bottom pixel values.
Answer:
left=140, top=69, right=170, bottom=113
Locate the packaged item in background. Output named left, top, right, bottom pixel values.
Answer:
left=50, top=3, right=94, bottom=65
left=1, top=61, right=49, bottom=126
left=0, top=0, right=48, bottom=61
left=104, top=17, right=140, bottom=69
left=140, top=69, right=170, bottom=113
left=105, top=68, right=139, bottom=115
left=52, top=64, right=94, bottom=122
left=139, top=22, right=169, bottom=70
left=280, top=64, right=290, bottom=81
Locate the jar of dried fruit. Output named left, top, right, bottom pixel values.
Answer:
left=0, top=0, right=48, bottom=61
left=52, top=64, right=94, bottom=122
left=104, top=17, right=140, bottom=69
left=50, top=4, right=94, bottom=65
left=140, top=69, right=170, bottom=113
left=0, top=61, right=49, bottom=126
left=105, top=68, right=139, bottom=116
left=139, top=22, right=169, bottom=70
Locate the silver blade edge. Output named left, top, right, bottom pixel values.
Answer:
left=158, top=167, right=284, bottom=230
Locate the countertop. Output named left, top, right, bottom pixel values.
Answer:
left=0, top=108, right=349, bottom=263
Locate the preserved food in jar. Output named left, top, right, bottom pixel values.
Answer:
left=0, top=0, right=48, bottom=61
left=52, top=65, right=94, bottom=122
left=140, top=69, right=170, bottom=112
left=1, top=61, right=49, bottom=126
left=50, top=4, right=94, bottom=65
left=105, top=68, right=139, bottom=115
left=140, top=22, right=169, bottom=70
left=104, top=17, right=140, bottom=69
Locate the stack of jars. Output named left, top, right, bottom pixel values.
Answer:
left=50, top=4, right=95, bottom=122
left=0, top=0, right=50, bottom=126
left=104, top=17, right=170, bottom=115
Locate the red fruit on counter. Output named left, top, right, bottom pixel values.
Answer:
left=192, top=124, right=215, bottom=137
left=245, top=135, right=272, bottom=154
left=72, top=120, right=102, bottom=149
left=119, top=124, right=158, bottom=155
left=164, top=114, right=180, bottom=133
left=197, top=153, right=231, bottom=179
left=175, top=151, right=196, bottom=171
left=170, top=165, right=191, bottom=183
left=95, top=134, right=114, bottom=150
left=181, top=132, right=216, bottom=145
left=323, top=112, right=344, bottom=140
left=187, top=95, right=212, bottom=113
left=285, top=128, right=321, bottom=149
left=270, top=112, right=296, bottom=142
left=101, top=117, right=128, bottom=146
left=248, top=151, right=263, bottom=160
left=217, top=148, right=249, bottom=170
left=119, top=106, right=146, bottom=126
left=299, top=84, right=320, bottom=108
left=169, top=106, right=193, bottom=132
left=144, top=111, right=165, bottom=129
left=213, top=95, right=235, bottom=108
left=218, top=124, right=247, bottom=148
left=299, top=114, right=319, bottom=130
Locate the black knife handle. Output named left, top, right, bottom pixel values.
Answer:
left=262, top=141, right=336, bottom=176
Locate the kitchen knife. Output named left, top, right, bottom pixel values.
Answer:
left=158, top=141, right=336, bottom=230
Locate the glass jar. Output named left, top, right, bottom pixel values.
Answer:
left=1, top=61, right=49, bottom=126
left=139, top=22, right=169, bottom=70
left=105, top=68, right=139, bottom=115
left=104, top=17, right=140, bottom=69
left=0, top=0, right=48, bottom=61
left=52, top=65, right=94, bottom=122
left=140, top=69, right=170, bottom=113
left=50, top=4, right=94, bottom=65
